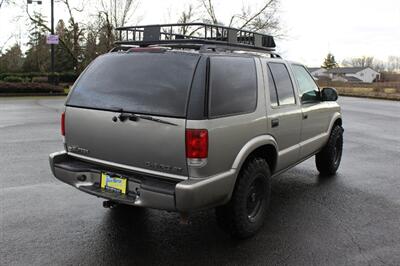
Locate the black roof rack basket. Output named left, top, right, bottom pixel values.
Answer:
left=115, top=23, right=276, bottom=52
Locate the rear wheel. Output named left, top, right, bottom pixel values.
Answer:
left=316, top=125, right=344, bottom=176
left=216, top=157, right=271, bottom=239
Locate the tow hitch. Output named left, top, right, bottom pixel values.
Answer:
left=103, top=200, right=119, bottom=209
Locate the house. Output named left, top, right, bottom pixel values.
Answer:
left=308, top=67, right=326, bottom=78
left=327, top=67, right=380, bottom=83
left=307, top=66, right=380, bottom=83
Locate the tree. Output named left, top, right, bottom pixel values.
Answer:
left=387, top=56, right=400, bottom=72
left=23, top=12, right=50, bottom=72
left=198, top=0, right=281, bottom=35
left=322, top=53, right=338, bottom=69
left=93, top=0, right=140, bottom=54
left=54, top=19, right=74, bottom=72
left=342, top=56, right=374, bottom=68
left=26, top=0, right=86, bottom=72
left=0, top=0, right=14, bottom=10
left=0, top=43, right=23, bottom=72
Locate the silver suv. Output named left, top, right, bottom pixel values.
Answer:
left=49, top=23, right=343, bottom=239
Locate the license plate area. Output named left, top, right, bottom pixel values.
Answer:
left=101, top=173, right=127, bottom=194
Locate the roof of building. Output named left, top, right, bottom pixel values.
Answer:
left=327, top=67, right=377, bottom=74
left=307, top=67, right=323, bottom=73
left=344, top=76, right=364, bottom=82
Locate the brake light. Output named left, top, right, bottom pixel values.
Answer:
left=61, top=112, right=65, bottom=136
left=186, top=129, right=208, bottom=159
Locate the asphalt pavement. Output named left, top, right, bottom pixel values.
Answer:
left=0, top=96, right=399, bottom=266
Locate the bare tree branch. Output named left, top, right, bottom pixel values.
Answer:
left=25, top=5, right=77, bottom=64
left=200, top=0, right=218, bottom=24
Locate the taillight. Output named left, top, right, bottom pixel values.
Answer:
left=186, top=129, right=208, bottom=159
left=61, top=112, right=65, bottom=136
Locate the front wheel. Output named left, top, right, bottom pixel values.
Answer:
left=215, top=157, right=271, bottom=239
left=316, top=125, right=344, bottom=176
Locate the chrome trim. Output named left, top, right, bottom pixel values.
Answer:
left=67, top=152, right=188, bottom=181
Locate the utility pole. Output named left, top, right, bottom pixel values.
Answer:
left=50, top=0, right=55, bottom=85
left=27, top=0, right=56, bottom=85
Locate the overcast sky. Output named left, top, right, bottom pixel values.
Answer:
left=1, top=0, right=399, bottom=66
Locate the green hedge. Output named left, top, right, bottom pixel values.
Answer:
left=0, top=82, right=65, bottom=94
left=3, top=76, right=26, bottom=83
left=0, top=72, right=78, bottom=83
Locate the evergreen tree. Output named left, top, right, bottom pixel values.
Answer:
left=23, top=12, right=50, bottom=72
left=55, top=19, right=74, bottom=72
left=322, top=53, right=339, bottom=69
left=0, top=43, right=23, bottom=72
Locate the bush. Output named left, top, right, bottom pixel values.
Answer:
left=32, top=76, right=49, bottom=83
left=47, top=73, right=60, bottom=85
left=3, top=76, right=25, bottom=83
left=0, top=72, right=79, bottom=83
left=0, top=82, right=65, bottom=94
left=59, top=72, right=79, bottom=83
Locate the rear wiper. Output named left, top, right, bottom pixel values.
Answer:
left=113, top=111, right=178, bottom=126
left=135, top=114, right=178, bottom=126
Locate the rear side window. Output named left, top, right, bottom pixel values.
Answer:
left=209, top=57, right=257, bottom=117
left=267, top=67, right=278, bottom=107
left=67, top=52, right=200, bottom=117
left=268, top=63, right=296, bottom=106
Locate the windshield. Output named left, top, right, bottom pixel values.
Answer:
left=67, top=52, right=200, bottom=117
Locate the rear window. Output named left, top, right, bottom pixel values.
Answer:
left=67, top=52, right=200, bottom=117
left=209, top=57, right=257, bottom=117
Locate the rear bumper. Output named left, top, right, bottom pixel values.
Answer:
left=49, top=151, right=236, bottom=212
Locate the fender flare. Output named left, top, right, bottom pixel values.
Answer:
left=327, top=112, right=342, bottom=134
left=231, top=135, right=278, bottom=171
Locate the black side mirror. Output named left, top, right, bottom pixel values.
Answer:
left=321, top=87, right=338, bottom=101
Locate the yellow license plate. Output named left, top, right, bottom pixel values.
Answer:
left=101, top=173, right=127, bottom=194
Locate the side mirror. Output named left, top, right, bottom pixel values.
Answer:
left=321, top=87, right=338, bottom=101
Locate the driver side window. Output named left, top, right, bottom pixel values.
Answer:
left=292, top=65, right=320, bottom=104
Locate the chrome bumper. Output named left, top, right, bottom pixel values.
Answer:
left=49, top=151, right=236, bottom=212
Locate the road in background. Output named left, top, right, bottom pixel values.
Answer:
left=1, top=97, right=399, bottom=265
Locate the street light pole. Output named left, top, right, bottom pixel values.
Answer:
left=50, top=0, right=55, bottom=86
left=27, top=0, right=55, bottom=85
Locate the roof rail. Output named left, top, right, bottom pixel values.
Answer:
left=115, top=23, right=276, bottom=52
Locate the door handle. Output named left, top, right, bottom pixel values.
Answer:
left=302, top=114, right=308, bottom=120
left=271, top=118, right=279, bottom=128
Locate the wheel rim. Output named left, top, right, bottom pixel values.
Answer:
left=333, top=136, right=342, bottom=165
left=246, top=175, right=265, bottom=223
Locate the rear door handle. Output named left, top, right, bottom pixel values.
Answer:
left=271, top=118, right=279, bottom=128
left=303, top=114, right=308, bottom=120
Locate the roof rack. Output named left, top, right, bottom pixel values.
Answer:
left=114, top=23, right=277, bottom=53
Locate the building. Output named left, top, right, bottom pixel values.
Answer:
left=307, top=67, right=380, bottom=83
left=308, top=67, right=326, bottom=78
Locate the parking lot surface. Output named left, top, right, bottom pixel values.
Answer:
left=1, top=96, right=399, bottom=265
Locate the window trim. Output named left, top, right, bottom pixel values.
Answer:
left=291, top=63, right=322, bottom=105
left=207, top=56, right=258, bottom=119
left=267, top=62, right=297, bottom=109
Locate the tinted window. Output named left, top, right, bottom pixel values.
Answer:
left=267, top=66, right=278, bottom=107
left=292, top=64, right=320, bottom=103
left=268, top=63, right=295, bottom=105
left=67, top=52, right=200, bottom=117
left=209, top=57, right=257, bottom=117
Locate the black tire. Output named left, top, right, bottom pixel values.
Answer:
left=216, top=157, right=271, bottom=239
left=316, top=125, right=344, bottom=176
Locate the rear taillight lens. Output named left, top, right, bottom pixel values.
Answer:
left=61, top=112, right=65, bottom=136
left=186, top=129, right=208, bottom=159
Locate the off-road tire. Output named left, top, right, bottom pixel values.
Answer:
left=316, top=125, right=344, bottom=176
left=216, top=157, right=271, bottom=239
